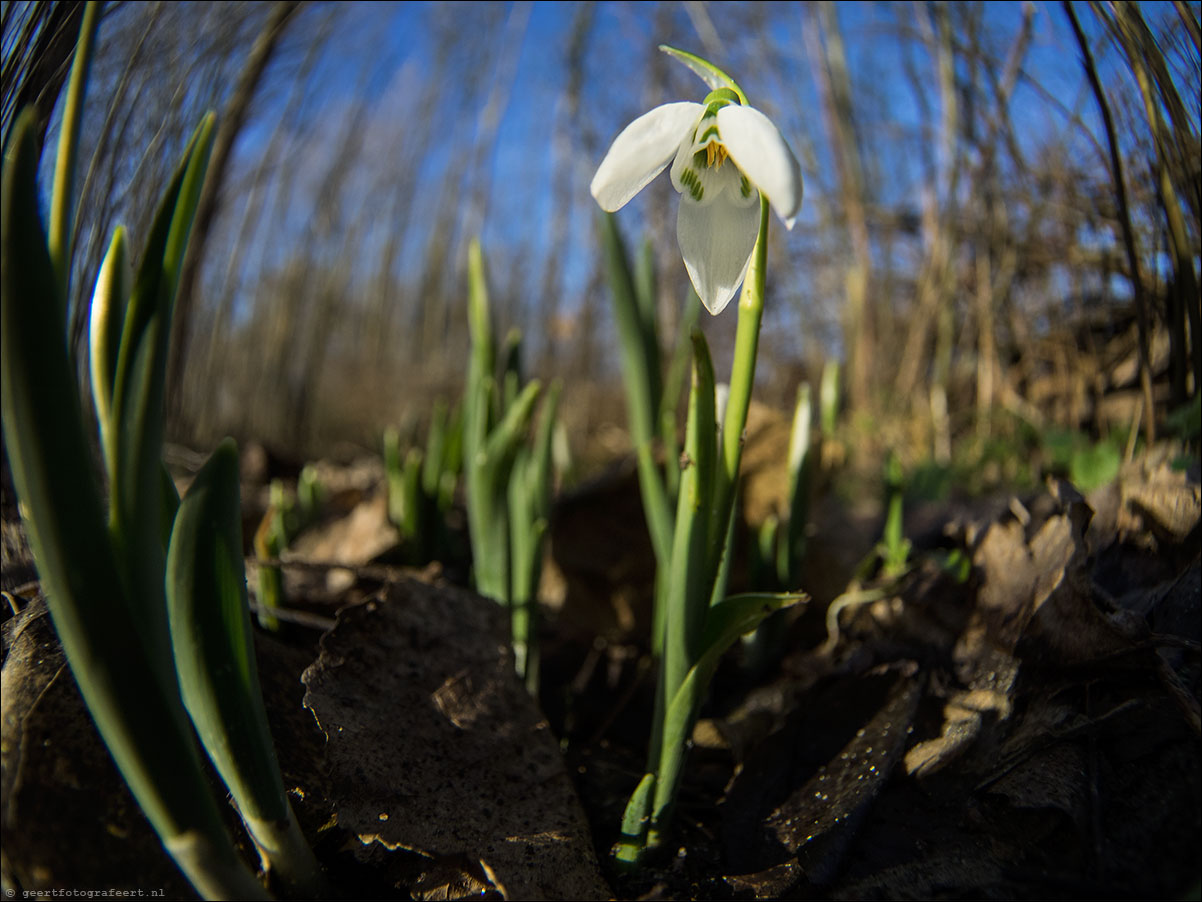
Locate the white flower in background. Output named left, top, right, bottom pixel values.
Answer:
left=591, top=85, right=803, bottom=315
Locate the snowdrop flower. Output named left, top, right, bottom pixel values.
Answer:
left=591, top=86, right=802, bottom=315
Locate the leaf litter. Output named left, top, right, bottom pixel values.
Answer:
left=1, top=444, right=1198, bottom=899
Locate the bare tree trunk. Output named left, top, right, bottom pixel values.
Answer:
left=804, top=1, right=874, bottom=411
left=539, top=2, right=594, bottom=370
left=1, top=1, right=85, bottom=149
left=1065, top=2, right=1157, bottom=442
left=1107, top=1, right=1200, bottom=406
left=896, top=2, right=960, bottom=410
left=168, top=0, right=303, bottom=420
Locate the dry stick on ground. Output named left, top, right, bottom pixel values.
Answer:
left=1063, top=2, right=1156, bottom=445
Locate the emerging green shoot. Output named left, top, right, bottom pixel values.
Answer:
left=168, top=440, right=324, bottom=896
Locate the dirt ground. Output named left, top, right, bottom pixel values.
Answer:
left=2, top=437, right=1199, bottom=900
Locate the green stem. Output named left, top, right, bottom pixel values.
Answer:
left=711, top=198, right=769, bottom=567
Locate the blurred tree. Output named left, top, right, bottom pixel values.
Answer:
left=1, top=1, right=85, bottom=149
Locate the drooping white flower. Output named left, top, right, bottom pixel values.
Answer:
left=591, top=86, right=802, bottom=315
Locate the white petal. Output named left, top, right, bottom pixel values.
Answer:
left=591, top=102, right=703, bottom=212
left=717, top=105, right=803, bottom=228
left=676, top=187, right=760, bottom=315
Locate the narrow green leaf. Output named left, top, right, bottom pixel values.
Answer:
left=482, top=379, right=541, bottom=470
left=531, top=380, right=561, bottom=517
left=402, top=447, right=424, bottom=559
left=501, top=327, right=523, bottom=412
left=168, top=439, right=286, bottom=820
left=782, top=382, right=813, bottom=587
left=651, top=591, right=806, bottom=843
left=89, top=226, right=128, bottom=466
left=658, top=44, right=748, bottom=104
left=108, top=113, right=215, bottom=655
left=614, top=772, right=656, bottom=866
left=633, top=239, right=662, bottom=417
left=466, top=238, right=495, bottom=443
left=422, top=399, right=449, bottom=498
left=167, top=438, right=322, bottom=894
left=384, top=426, right=404, bottom=526
left=820, top=359, right=840, bottom=436
left=48, top=0, right=101, bottom=304
left=701, top=592, right=806, bottom=655
left=601, top=213, right=673, bottom=568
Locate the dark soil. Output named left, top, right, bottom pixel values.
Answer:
left=2, top=442, right=1199, bottom=900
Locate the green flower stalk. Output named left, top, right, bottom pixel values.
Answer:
left=592, top=46, right=806, bottom=864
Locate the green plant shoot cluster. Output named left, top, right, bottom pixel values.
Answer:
left=254, top=466, right=324, bottom=630
left=462, top=238, right=560, bottom=693
left=384, top=398, right=462, bottom=566
left=1, top=5, right=320, bottom=897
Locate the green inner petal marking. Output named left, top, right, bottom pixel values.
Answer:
left=698, top=125, right=720, bottom=143
left=740, top=174, right=752, bottom=198
left=679, top=168, right=703, bottom=201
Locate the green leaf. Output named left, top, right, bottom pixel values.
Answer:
left=659, top=44, right=747, bottom=104
left=422, top=399, right=449, bottom=497
left=482, top=379, right=542, bottom=472
left=701, top=592, right=805, bottom=655
left=168, top=439, right=286, bottom=822
left=501, top=327, right=523, bottom=413
left=601, top=213, right=673, bottom=569
left=88, top=227, right=128, bottom=465
left=402, top=447, right=425, bottom=560
left=48, top=0, right=100, bottom=304
left=465, top=237, right=495, bottom=444
left=167, top=438, right=321, bottom=894
left=614, top=772, right=656, bottom=866
left=650, top=591, right=805, bottom=844
left=1070, top=439, right=1122, bottom=492
left=107, top=113, right=215, bottom=650
left=384, top=426, right=404, bottom=525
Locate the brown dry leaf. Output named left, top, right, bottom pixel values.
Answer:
left=301, top=578, right=609, bottom=901
left=288, top=492, right=398, bottom=566
left=964, top=480, right=1137, bottom=670
left=1119, top=454, right=1201, bottom=541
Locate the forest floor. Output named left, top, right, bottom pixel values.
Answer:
left=2, top=427, right=1199, bottom=900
